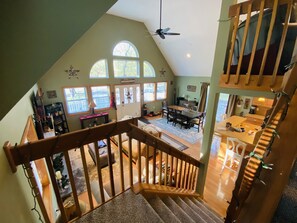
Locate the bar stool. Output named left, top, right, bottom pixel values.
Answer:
left=220, top=137, right=247, bottom=180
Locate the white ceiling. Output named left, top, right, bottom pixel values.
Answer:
left=108, top=0, right=222, bottom=77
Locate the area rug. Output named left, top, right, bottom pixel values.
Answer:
left=147, top=118, right=203, bottom=144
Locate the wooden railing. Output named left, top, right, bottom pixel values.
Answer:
left=220, top=0, right=297, bottom=91
left=3, top=118, right=202, bottom=223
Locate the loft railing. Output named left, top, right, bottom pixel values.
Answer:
left=3, top=118, right=202, bottom=223
left=220, top=0, right=297, bottom=91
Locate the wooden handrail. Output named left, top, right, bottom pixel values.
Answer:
left=3, top=117, right=202, bottom=222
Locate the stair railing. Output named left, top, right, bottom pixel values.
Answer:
left=3, top=118, right=202, bottom=223
left=220, top=0, right=296, bottom=91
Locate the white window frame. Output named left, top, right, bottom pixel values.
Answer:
left=63, top=87, right=89, bottom=114
left=143, top=61, right=156, bottom=77
left=89, top=59, right=109, bottom=78
left=143, top=83, right=156, bottom=102
left=90, top=85, right=111, bottom=110
left=113, top=41, right=140, bottom=78
left=156, top=82, right=167, bottom=100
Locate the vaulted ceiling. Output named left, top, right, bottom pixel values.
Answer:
left=108, top=0, right=222, bottom=77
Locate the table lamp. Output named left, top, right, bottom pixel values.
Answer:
left=88, top=100, right=96, bottom=114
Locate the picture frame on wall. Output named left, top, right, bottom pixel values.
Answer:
left=187, top=85, right=196, bottom=92
left=47, top=90, right=57, bottom=99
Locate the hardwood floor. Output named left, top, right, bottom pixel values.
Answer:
left=144, top=115, right=236, bottom=218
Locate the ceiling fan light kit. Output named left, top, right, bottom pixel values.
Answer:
left=155, top=0, right=180, bottom=39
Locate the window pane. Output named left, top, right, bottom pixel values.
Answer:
left=143, top=83, right=155, bottom=102
left=90, top=59, right=108, bottom=78
left=143, top=61, right=155, bottom=77
left=113, top=41, right=139, bottom=58
left=113, top=59, right=139, bottom=78
left=136, top=86, right=140, bottom=103
left=91, top=86, right=110, bottom=109
left=115, top=88, right=120, bottom=106
left=64, top=87, right=88, bottom=114
left=156, top=82, right=167, bottom=100
left=216, top=93, right=229, bottom=122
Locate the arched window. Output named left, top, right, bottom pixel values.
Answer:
left=90, top=59, right=108, bottom=78
left=143, top=61, right=156, bottom=77
left=113, top=41, right=140, bottom=78
left=113, top=41, right=139, bottom=57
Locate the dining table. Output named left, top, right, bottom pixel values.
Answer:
left=167, top=105, right=202, bottom=128
left=214, top=115, right=262, bottom=147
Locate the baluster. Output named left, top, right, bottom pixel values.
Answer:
left=137, top=140, right=142, bottom=183
left=164, top=153, right=168, bottom=186
left=146, top=145, right=149, bottom=183
left=158, top=151, right=163, bottom=185
left=246, top=0, right=265, bottom=85
left=64, top=151, right=81, bottom=217
left=118, top=134, right=125, bottom=192
left=271, top=0, right=293, bottom=86
left=236, top=1, right=252, bottom=84
left=225, top=5, right=241, bottom=84
left=94, top=141, right=105, bottom=203
left=80, top=145, right=94, bottom=210
left=175, top=158, right=179, bottom=188
left=153, top=148, right=157, bottom=184
left=169, top=155, right=174, bottom=186
left=106, top=138, right=115, bottom=196
left=258, top=0, right=279, bottom=85
left=45, top=156, right=67, bottom=223
left=128, top=137, right=133, bottom=187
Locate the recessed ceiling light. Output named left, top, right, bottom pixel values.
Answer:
left=186, top=53, right=191, bottom=58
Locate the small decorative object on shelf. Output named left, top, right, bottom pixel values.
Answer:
left=44, top=102, right=69, bottom=135
left=88, top=100, right=96, bottom=114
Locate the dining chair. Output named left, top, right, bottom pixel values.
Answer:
left=166, top=108, right=176, bottom=124
left=161, top=100, right=168, bottom=118
left=190, top=112, right=206, bottom=132
left=175, top=110, right=188, bottom=129
left=220, top=137, right=247, bottom=180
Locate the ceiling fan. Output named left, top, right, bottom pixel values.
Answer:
left=155, top=0, right=180, bottom=39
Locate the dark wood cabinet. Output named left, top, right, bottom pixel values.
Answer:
left=44, top=102, right=69, bottom=135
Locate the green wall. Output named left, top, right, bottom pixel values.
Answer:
left=0, top=85, right=40, bottom=222
left=0, top=0, right=117, bottom=121
left=38, top=14, right=175, bottom=131
left=175, top=76, right=211, bottom=102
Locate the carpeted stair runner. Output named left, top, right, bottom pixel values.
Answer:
left=75, top=190, right=163, bottom=223
left=76, top=189, right=224, bottom=223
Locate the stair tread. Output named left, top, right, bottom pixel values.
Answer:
left=76, top=190, right=164, bottom=223
left=146, top=195, right=182, bottom=223
left=172, top=196, right=208, bottom=223
left=188, top=197, right=224, bottom=223
left=162, top=196, right=195, bottom=223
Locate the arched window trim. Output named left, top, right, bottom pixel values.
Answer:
left=112, top=40, right=139, bottom=58
left=89, top=59, right=109, bottom=79
left=113, top=40, right=140, bottom=78
left=143, top=60, right=156, bottom=78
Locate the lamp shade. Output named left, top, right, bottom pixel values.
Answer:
left=88, top=100, right=96, bottom=108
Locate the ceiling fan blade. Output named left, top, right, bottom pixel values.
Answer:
left=164, top=32, right=180, bottom=35
left=162, top=27, right=170, bottom=33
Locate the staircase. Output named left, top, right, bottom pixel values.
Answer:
left=76, top=184, right=224, bottom=223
